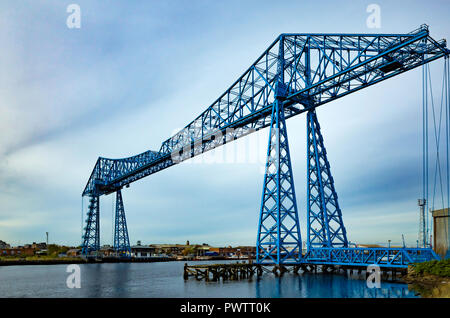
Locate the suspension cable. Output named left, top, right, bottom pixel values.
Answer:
left=112, top=194, right=114, bottom=246
left=422, top=63, right=429, bottom=247
left=81, top=196, right=84, bottom=245
left=444, top=57, right=449, bottom=214
left=423, top=58, right=450, bottom=249
left=429, top=64, right=445, bottom=212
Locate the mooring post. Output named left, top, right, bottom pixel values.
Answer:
left=272, top=266, right=279, bottom=276
left=183, top=263, right=189, bottom=280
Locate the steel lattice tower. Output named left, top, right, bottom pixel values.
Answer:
left=81, top=196, right=100, bottom=256
left=256, top=99, right=302, bottom=264
left=418, top=199, right=426, bottom=247
left=114, top=190, right=131, bottom=257
left=256, top=36, right=302, bottom=265
left=306, top=110, right=348, bottom=249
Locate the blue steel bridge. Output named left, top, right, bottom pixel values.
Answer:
left=81, top=25, right=449, bottom=269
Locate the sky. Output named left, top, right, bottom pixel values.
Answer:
left=0, top=0, right=449, bottom=248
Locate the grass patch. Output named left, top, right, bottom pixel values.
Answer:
left=413, top=259, right=450, bottom=277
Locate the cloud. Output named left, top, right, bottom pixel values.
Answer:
left=0, top=1, right=449, bottom=248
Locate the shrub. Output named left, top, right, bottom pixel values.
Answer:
left=413, top=259, right=450, bottom=277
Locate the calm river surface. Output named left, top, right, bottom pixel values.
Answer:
left=0, top=260, right=417, bottom=298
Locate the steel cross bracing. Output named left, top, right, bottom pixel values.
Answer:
left=256, top=99, right=302, bottom=265
left=304, top=247, right=440, bottom=268
left=307, top=110, right=348, bottom=249
left=257, top=40, right=302, bottom=265
left=114, top=190, right=131, bottom=257
left=81, top=25, right=449, bottom=265
left=81, top=196, right=100, bottom=255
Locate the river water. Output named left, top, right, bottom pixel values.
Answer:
left=0, top=260, right=417, bottom=298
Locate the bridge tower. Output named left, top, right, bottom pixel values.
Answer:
left=306, top=110, right=348, bottom=249
left=302, top=40, right=348, bottom=250
left=256, top=36, right=302, bottom=265
left=114, top=189, right=131, bottom=257
left=81, top=195, right=100, bottom=256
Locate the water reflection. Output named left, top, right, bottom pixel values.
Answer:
left=85, top=264, right=104, bottom=298
left=254, top=271, right=415, bottom=298
left=112, top=263, right=131, bottom=297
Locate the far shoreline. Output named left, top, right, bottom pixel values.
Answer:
left=0, top=256, right=243, bottom=266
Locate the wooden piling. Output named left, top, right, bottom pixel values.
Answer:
left=183, top=263, right=189, bottom=280
left=182, top=262, right=408, bottom=282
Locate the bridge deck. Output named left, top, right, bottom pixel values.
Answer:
left=183, top=262, right=408, bottom=281
left=183, top=247, right=440, bottom=281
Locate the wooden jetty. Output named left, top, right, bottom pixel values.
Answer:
left=183, top=262, right=407, bottom=281
left=183, top=262, right=259, bottom=281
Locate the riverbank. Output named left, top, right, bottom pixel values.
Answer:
left=0, top=256, right=234, bottom=266
left=403, top=259, right=450, bottom=298
left=0, top=256, right=177, bottom=266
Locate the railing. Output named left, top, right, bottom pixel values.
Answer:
left=302, top=247, right=440, bottom=268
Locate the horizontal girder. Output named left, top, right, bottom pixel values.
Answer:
left=83, top=25, right=449, bottom=196
left=301, top=247, right=440, bottom=268
left=255, top=247, right=440, bottom=268
left=83, top=150, right=160, bottom=196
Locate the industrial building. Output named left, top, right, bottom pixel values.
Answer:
left=432, top=208, right=450, bottom=258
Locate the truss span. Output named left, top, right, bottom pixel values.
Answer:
left=82, top=25, right=449, bottom=197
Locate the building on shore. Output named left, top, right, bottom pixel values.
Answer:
left=32, top=242, right=47, bottom=250
left=0, top=239, right=45, bottom=257
left=131, top=242, right=156, bottom=258
left=0, top=240, right=10, bottom=249
left=66, top=249, right=81, bottom=257
left=1, top=238, right=258, bottom=260
left=0, top=247, right=35, bottom=256
left=432, top=208, right=450, bottom=258
left=150, top=243, right=190, bottom=256
left=208, top=246, right=256, bottom=258
left=126, top=241, right=257, bottom=259
left=100, top=245, right=115, bottom=257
